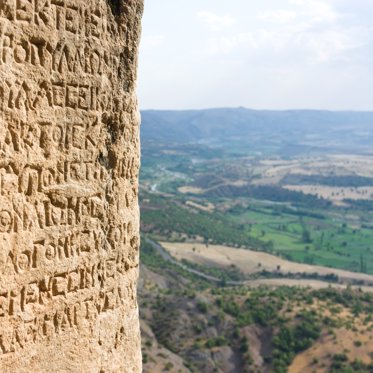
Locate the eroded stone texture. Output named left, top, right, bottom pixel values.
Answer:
left=0, top=0, right=143, bottom=371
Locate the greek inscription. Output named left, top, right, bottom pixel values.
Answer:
left=0, top=0, right=142, bottom=369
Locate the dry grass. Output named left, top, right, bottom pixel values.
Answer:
left=160, top=242, right=373, bottom=287
left=289, top=328, right=373, bottom=373
left=185, top=200, right=215, bottom=212
left=178, top=186, right=204, bottom=194
left=287, top=296, right=373, bottom=373
left=284, top=185, right=373, bottom=201
left=251, top=155, right=373, bottom=188
left=247, top=279, right=373, bottom=291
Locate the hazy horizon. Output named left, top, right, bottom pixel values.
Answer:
left=140, top=106, right=373, bottom=113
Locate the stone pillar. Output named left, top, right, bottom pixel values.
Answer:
left=0, top=1, right=143, bottom=371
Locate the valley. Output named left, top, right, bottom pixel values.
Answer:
left=138, top=108, right=373, bottom=372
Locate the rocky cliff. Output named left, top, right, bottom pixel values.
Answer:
left=0, top=0, right=143, bottom=371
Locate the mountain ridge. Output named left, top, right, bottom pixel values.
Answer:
left=140, top=107, right=373, bottom=143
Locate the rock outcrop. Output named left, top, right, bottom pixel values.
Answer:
left=0, top=0, right=143, bottom=371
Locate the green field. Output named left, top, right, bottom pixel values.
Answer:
left=226, top=200, right=373, bottom=272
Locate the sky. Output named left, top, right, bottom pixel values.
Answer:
left=138, top=0, right=373, bottom=111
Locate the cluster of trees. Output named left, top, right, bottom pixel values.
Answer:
left=330, top=354, right=373, bottom=372
left=272, top=314, right=321, bottom=373
left=311, top=288, right=373, bottom=315
left=215, top=293, right=282, bottom=328
left=206, top=184, right=332, bottom=208
left=181, top=259, right=245, bottom=283
left=282, top=174, right=373, bottom=187
left=345, top=199, right=373, bottom=211
left=141, top=193, right=271, bottom=250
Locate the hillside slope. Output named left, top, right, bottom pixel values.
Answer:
left=139, top=240, right=373, bottom=373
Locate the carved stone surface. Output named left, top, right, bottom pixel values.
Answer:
left=0, top=0, right=143, bottom=371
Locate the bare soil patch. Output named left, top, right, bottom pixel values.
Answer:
left=284, top=185, right=373, bottom=201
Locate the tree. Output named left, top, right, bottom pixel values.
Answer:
left=302, top=228, right=312, bottom=243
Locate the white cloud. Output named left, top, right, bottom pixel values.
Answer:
left=289, top=0, right=339, bottom=23
left=207, top=33, right=257, bottom=54
left=305, top=26, right=372, bottom=62
left=208, top=26, right=371, bottom=63
left=197, top=11, right=236, bottom=31
left=258, top=1, right=340, bottom=26
left=206, top=0, right=372, bottom=63
left=257, top=10, right=297, bottom=23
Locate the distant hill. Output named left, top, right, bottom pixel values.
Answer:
left=140, top=108, right=373, bottom=144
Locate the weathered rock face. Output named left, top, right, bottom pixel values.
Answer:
left=0, top=1, right=143, bottom=372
